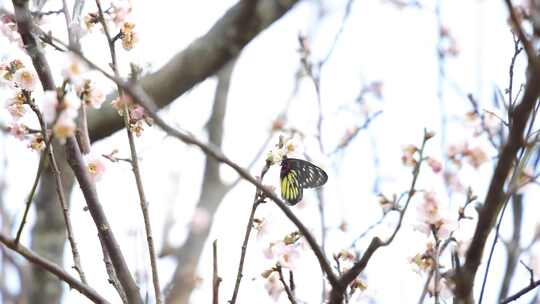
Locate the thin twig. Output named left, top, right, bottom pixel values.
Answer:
left=213, top=240, right=221, bottom=304
left=14, top=151, right=46, bottom=244
left=276, top=263, right=297, bottom=304
left=417, top=268, right=435, bottom=304
left=230, top=171, right=268, bottom=304
left=330, top=111, right=382, bottom=154
left=99, top=237, right=127, bottom=303
left=503, top=0, right=539, bottom=69
left=95, top=0, right=161, bottom=302
left=329, top=130, right=432, bottom=303
left=26, top=96, right=87, bottom=284
left=0, top=233, right=109, bottom=304
left=501, top=280, right=540, bottom=303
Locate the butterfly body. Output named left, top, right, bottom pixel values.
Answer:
left=280, top=158, right=328, bottom=205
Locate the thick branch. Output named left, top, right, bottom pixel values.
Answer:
left=454, top=62, right=540, bottom=303
left=64, top=137, right=142, bottom=304
left=87, top=0, right=300, bottom=142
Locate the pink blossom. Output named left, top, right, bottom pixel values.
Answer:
left=111, top=95, right=132, bottom=115
left=7, top=122, right=27, bottom=139
left=130, top=105, right=145, bottom=120
left=263, top=272, right=283, bottom=301
left=52, top=113, right=76, bottom=143
left=415, top=192, right=456, bottom=238
left=62, top=57, right=87, bottom=82
left=7, top=102, right=26, bottom=119
left=401, top=144, right=418, bottom=167
left=0, top=15, right=22, bottom=46
left=464, top=146, right=488, bottom=169
left=265, top=241, right=301, bottom=270
left=427, top=157, right=442, bottom=173
left=40, top=90, right=59, bottom=123
left=416, top=192, right=441, bottom=225
left=13, top=68, right=36, bottom=91
left=76, top=79, right=105, bottom=108
left=85, top=154, right=106, bottom=182
left=28, top=134, right=45, bottom=151
left=111, top=0, right=133, bottom=25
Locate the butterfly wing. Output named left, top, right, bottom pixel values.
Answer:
left=287, top=158, right=328, bottom=188
left=280, top=165, right=304, bottom=205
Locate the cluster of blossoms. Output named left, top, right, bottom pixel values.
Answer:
left=110, top=95, right=153, bottom=136
left=409, top=241, right=454, bottom=299
left=447, top=142, right=488, bottom=169
left=265, top=136, right=300, bottom=165
left=409, top=192, right=459, bottom=299
left=1, top=55, right=109, bottom=180
left=1, top=60, right=43, bottom=150
left=0, top=15, right=22, bottom=47
left=41, top=90, right=81, bottom=143
left=83, top=0, right=138, bottom=51
left=465, top=110, right=502, bottom=138
left=413, top=192, right=456, bottom=239
left=260, top=231, right=304, bottom=300
left=333, top=250, right=368, bottom=297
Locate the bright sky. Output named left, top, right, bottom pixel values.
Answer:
left=1, top=0, right=538, bottom=303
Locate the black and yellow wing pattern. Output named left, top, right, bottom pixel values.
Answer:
left=280, top=158, right=328, bottom=205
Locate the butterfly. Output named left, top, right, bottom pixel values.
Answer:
left=280, top=157, right=328, bottom=205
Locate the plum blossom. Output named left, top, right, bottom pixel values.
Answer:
left=447, top=142, right=488, bottom=169
left=378, top=194, right=395, bottom=214
left=7, top=122, right=27, bottom=139
left=414, top=192, right=456, bottom=239
left=85, top=154, right=106, bottom=182
left=110, top=0, right=133, bottom=25
left=6, top=91, right=26, bottom=119
left=130, top=104, right=145, bottom=120
left=253, top=217, right=270, bottom=239
left=262, top=271, right=283, bottom=301
left=401, top=144, right=418, bottom=167
left=13, top=68, right=36, bottom=91
left=40, top=90, right=81, bottom=124
left=28, top=134, right=45, bottom=151
left=263, top=240, right=301, bottom=270
left=7, top=101, right=26, bottom=119
left=0, top=15, right=22, bottom=46
left=120, top=22, right=138, bottom=50
left=266, top=136, right=300, bottom=165
left=111, top=95, right=131, bottom=115
left=426, top=157, right=442, bottom=173
left=76, top=79, right=105, bottom=108
left=271, top=116, right=285, bottom=131
left=62, top=55, right=89, bottom=83
left=53, top=114, right=76, bottom=143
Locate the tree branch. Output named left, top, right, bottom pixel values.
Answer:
left=64, top=137, right=142, bottom=304
left=87, top=0, right=300, bottom=142
left=165, top=58, right=237, bottom=304
left=0, top=233, right=110, bottom=304
left=453, top=4, right=540, bottom=298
